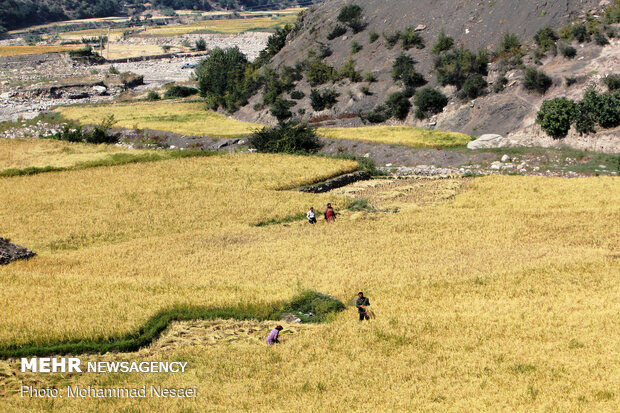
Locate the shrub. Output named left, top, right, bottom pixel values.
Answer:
left=108, top=65, right=120, bottom=74
left=306, top=56, right=337, bottom=86
left=595, top=91, right=620, bottom=128
left=534, top=27, right=558, bottom=53
left=565, top=77, right=578, bottom=87
left=560, top=45, right=577, bottom=58
left=327, top=25, right=347, bottom=40
left=432, top=29, right=454, bottom=55
left=146, top=90, right=160, bottom=101
left=458, top=74, right=488, bottom=99
left=290, top=90, right=305, bottom=100
left=594, top=30, right=609, bottom=46
left=383, top=31, right=400, bottom=49
left=164, top=85, right=198, bottom=99
left=494, top=72, right=509, bottom=93
left=414, top=87, right=448, bottom=119
left=195, top=38, right=206, bottom=51
left=400, top=26, right=425, bottom=50
left=339, top=57, right=362, bottom=82
left=563, top=24, right=590, bottom=43
left=364, top=72, right=376, bottom=82
left=50, top=115, right=118, bottom=144
left=351, top=41, right=362, bottom=54
left=120, top=72, right=144, bottom=89
left=361, top=86, right=371, bottom=95
left=391, top=54, right=426, bottom=88
left=604, top=74, right=620, bottom=91
left=319, top=44, right=333, bottom=58
left=498, top=33, right=521, bottom=56
left=310, top=88, right=339, bottom=111
left=269, top=97, right=295, bottom=122
left=361, top=105, right=390, bottom=123
left=249, top=122, right=322, bottom=154
left=161, top=45, right=171, bottom=53
left=523, top=67, right=553, bottom=94
left=385, top=92, right=411, bottom=120
left=369, top=30, right=379, bottom=43
left=435, top=46, right=488, bottom=89
left=536, top=98, right=576, bottom=138
left=338, top=4, right=365, bottom=32
left=606, top=0, right=620, bottom=23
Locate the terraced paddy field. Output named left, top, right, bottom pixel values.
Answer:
left=57, top=102, right=472, bottom=148
left=137, top=14, right=298, bottom=36
left=57, top=102, right=261, bottom=139
left=0, top=45, right=81, bottom=56
left=0, top=138, right=618, bottom=411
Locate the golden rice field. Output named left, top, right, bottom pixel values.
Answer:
left=0, top=136, right=618, bottom=411
left=0, top=45, right=81, bottom=56
left=138, top=14, right=298, bottom=35
left=101, top=44, right=187, bottom=59
left=0, top=139, right=154, bottom=172
left=318, top=125, right=472, bottom=148
left=56, top=102, right=261, bottom=138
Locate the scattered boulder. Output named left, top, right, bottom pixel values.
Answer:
left=467, top=134, right=506, bottom=149
left=501, top=154, right=512, bottom=163
left=0, top=238, right=36, bottom=265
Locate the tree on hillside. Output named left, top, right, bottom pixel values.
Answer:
left=195, top=47, right=256, bottom=112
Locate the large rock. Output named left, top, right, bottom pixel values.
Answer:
left=467, top=134, right=506, bottom=149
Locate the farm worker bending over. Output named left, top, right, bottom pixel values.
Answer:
left=356, top=292, right=370, bottom=321
left=324, top=203, right=336, bottom=222
left=307, top=207, right=317, bottom=224
left=266, top=325, right=283, bottom=345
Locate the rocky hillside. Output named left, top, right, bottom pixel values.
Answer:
left=234, top=0, right=619, bottom=152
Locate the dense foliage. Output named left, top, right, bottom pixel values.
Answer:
left=537, top=88, right=620, bottom=138
left=435, top=46, right=488, bottom=89
left=414, top=87, right=448, bottom=119
left=523, top=67, right=553, bottom=94
left=195, top=47, right=257, bottom=112
left=249, top=122, right=323, bottom=154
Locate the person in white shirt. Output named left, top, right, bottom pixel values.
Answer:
left=307, top=207, right=317, bottom=224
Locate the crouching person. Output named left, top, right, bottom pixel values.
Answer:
left=266, top=325, right=283, bottom=345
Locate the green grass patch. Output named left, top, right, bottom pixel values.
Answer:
left=254, top=213, right=306, bottom=227
left=0, top=290, right=345, bottom=358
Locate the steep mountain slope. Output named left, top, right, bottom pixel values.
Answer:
left=235, top=0, right=619, bottom=151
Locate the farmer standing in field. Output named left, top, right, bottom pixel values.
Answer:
left=266, top=325, right=283, bottom=345
left=307, top=207, right=317, bottom=224
left=324, top=203, right=336, bottom=223
left=356, top=292, right=371, bottom=321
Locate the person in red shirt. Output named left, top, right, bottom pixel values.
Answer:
left=324, top=203, right=336, bottom=222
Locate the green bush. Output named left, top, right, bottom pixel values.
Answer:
left=494, top=72, right=508, bottom=93
left=146, top=90, right=160, bottom=101
left=306, top=56, right=337, bottom=86
left=458, top=74, right=488, bottom=99
left=195, top=38, right=206, bottom=51
left=391, top=54, right=426, bottom=88
left=327, top=25, right=347, bottom=40
left=561, top=24, right=590, bottom=42
left=50, top=115, right=118, bottom=144
left=560, top=45, right=577, bottom=58
left=605, top=74, right=620, bottom=91
left=364, top=72, right=376, bottom=82
left=385, top=91, right=411, bottom=120
left=523, top=67, right=553, bottom=94
left=310, top=88, right=339, bottom=111
left=249, top=122, right=323, bottom=154
left=435, top=46, right=488, bottom=89
left=351, top=41, right=362, bottom=54
left=432, top=29, right=454, bottom=55
left=163, top=85, right=198, bottom=99
left=497, top=33, right=521, bottom=56
left=400, top=26, right=425, bottom=50
left=269, top=97, right=295, bottom=122
left=594, top=30, right=609, bottom=46
left=339, top=57, right=362, bottom=82
left=361, top=105, right=390, bottom=123
left=414, top=87, right=448, bottom=119
left=606, top=0, right=620, bottom=23
left=534, top=27, right=558, bottom=53
left=536, top=98, right=576, bottom=138
left=383, top=31, right=400, bottom=49
left=337, top=4, right=365, bottom=32
left=369, top=30, right=379, bottom=43
left=290, top=90, right=305, bottom=100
